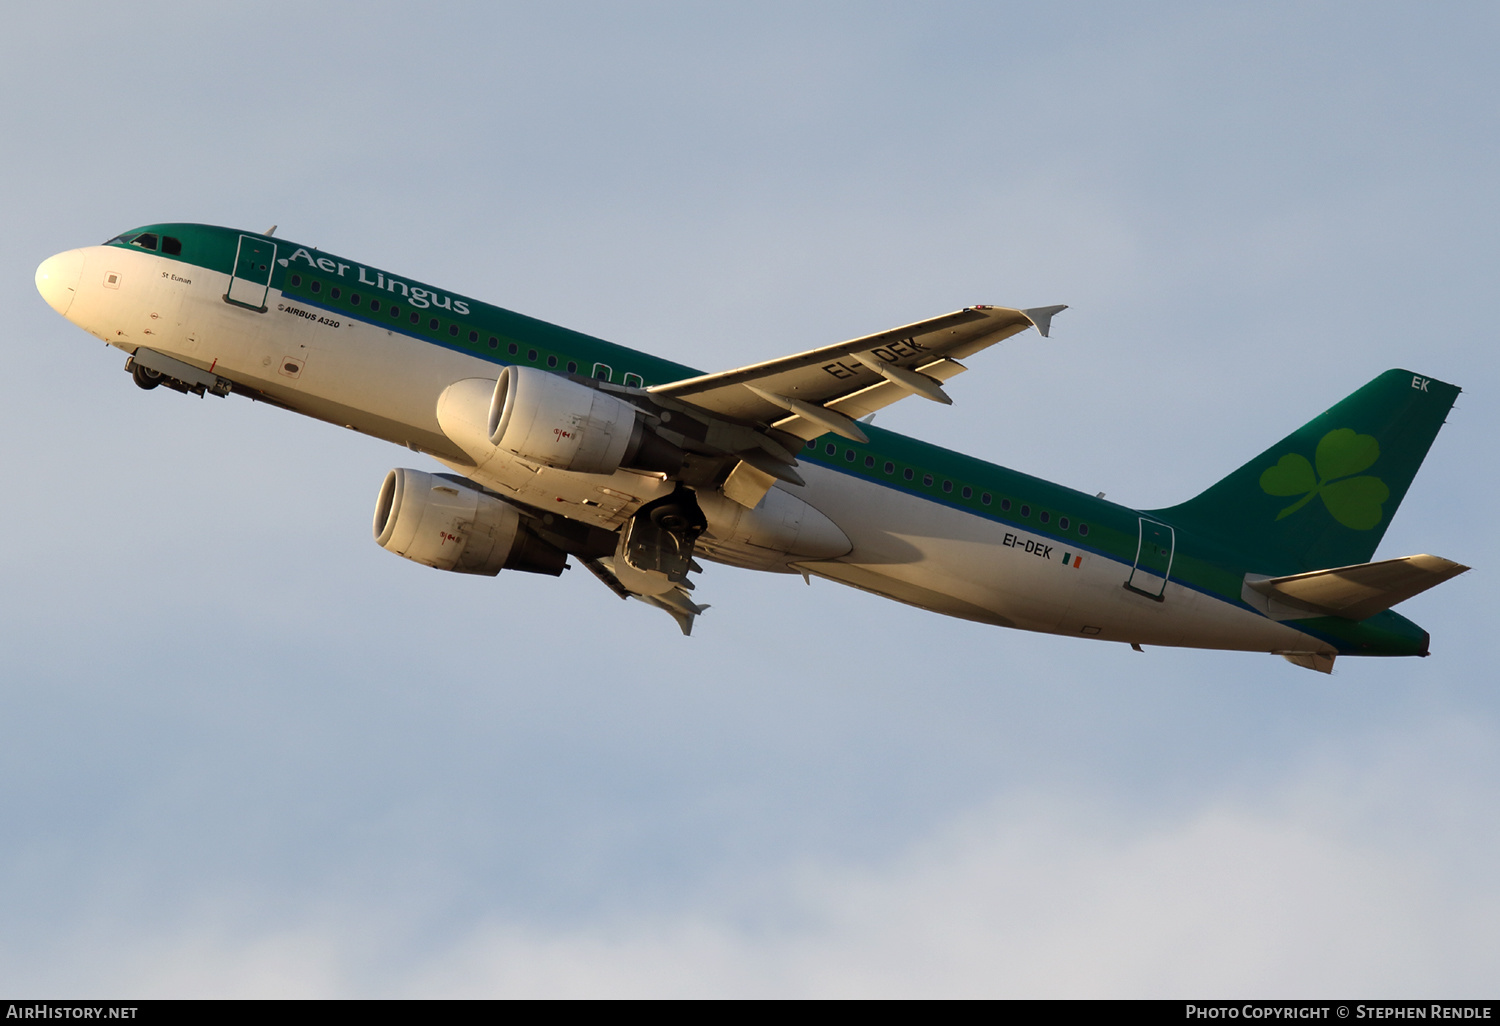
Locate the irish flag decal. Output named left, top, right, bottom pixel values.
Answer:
left=1060, top=552, right=1083, bottom=569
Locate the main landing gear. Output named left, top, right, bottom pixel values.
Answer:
left=621, top=486, right=708, bottom=582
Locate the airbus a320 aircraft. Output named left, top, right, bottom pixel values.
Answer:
left=35, top=224, right=1468, bottom=672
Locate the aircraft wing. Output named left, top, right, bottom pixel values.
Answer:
left=648, top=305, right=1063, bottom=444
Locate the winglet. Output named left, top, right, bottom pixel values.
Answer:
left=1023, top=305, right=1068, bottom=338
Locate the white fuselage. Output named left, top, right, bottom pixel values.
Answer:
left=43, top=243, right=1331, bottom=656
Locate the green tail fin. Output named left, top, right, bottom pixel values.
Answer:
left=1151, top=369, right=1460, bottom=575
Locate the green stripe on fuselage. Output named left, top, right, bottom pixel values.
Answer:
left=112, top=223, right=1430, bottom=656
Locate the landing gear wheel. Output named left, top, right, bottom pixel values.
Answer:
left=649, top=502, right=699, bottom=535
left=622, top=486, right=708, bottom=581
left=131, top=362, right=163, bottom=390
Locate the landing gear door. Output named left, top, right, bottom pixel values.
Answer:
left=225, top=234, right=277, bottom=312
left=1126, top=518, right=1175, bottom=600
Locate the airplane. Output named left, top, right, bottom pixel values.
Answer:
left=34, top=223, right=1469, bottom=673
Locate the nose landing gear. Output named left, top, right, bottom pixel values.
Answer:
left=123, top=349, right=233, bottom=398
left=130, top=361, right=163, bottom=390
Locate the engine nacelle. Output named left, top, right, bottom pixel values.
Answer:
left=372, top=468, right=567, bottom=576
left=487, top=366, right=681, bottom=475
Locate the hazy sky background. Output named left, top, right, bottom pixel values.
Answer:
left=2, top=1, right=1497, bottom=996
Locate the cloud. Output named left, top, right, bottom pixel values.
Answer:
left=413, top=728, right=1500, bottom=998
left=11, top=716, right=1492, bottom=997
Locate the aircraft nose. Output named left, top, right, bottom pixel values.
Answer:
left=35, top=249, right=85, bottom=316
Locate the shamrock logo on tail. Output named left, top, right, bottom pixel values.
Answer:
left=1259, top=428, right=1390, bottom=530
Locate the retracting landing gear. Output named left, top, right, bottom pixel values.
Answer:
left=123, top=349, right=234, bottom=398
left=620, top=485, right=707, bottom=583
left=586, top=485, right=712, bottom=635
left=130, top=362, right=163, bottom=390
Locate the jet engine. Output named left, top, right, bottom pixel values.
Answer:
left=486, top=366, right=682, bottom=475
left=372, top=468, right=567, bottom=576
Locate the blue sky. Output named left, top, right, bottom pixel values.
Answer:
left=2, top=1, right=1497, bottom=996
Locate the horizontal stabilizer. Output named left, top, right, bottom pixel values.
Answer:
left=1281, top=652, right=1336, bottom=674
left=1247, top=554, right=1468, bottom=621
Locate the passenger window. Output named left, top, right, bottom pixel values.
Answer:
left=351, top=293, right=361, bottom=306
left=923, top=474, right=934, bottom=487
left=1079, top=524, right=1090, bottom=537
left=131, top=233, right=159, bottom=251
left=330, top=287, right=341, bottom=300
left=904, top=468, right=914, bottom=481
left=489, top=337, right=499, bottom=349
left=161, top=236, right=182, bottom=256
left=509, top=343, right=519, bottom=355
left=942, top=481, right=953, bottom=493
left=623, top=373, right=644, bottom=388
left=1039, top=511, right=1050, bottom=524
left=390, top=305, right=401, bottom=317
left=962, top=486, right=973, bottom=499
left=845, top=450, right=856, bottom=462
left=1059, top=517, right=1070, bottom=530
left=547, top=355, right=559, bottom=368
left=865, top=455, right=875, bottom=468
left=884, top=461, right=894, bottom=474
left=527, top=349, right=538, bottom=361
left=310, top=280, right=321, bottom=294
left=1020, top=504, right=1031, bottom=517
left=825, top=443, right=837, bottom=455
left=567, top=361, right=577, bottom=373
left=981, top=492, right=991, bottom=505
left=369, top=300, right=380, bottom=312
left=593, top=363, right=612, bottom=380
left=290, top=274, right=302, bottom=287
left=410, top=312, right=419, bottom=324
left=469, top=330, right=479, bottom=343
left=429, top=317, right=439, bottom=330
left=1000, top=498, right=1012, bottom=511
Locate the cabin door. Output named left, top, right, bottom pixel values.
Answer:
left=225, top=234, right=277, bottom=311
left=1126, top=518, right=1175, bottom=600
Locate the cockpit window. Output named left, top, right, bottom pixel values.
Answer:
left=104, top=231, right=180, bottom=253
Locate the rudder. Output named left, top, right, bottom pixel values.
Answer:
left=1151, top=369, right=1460, bottom=575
